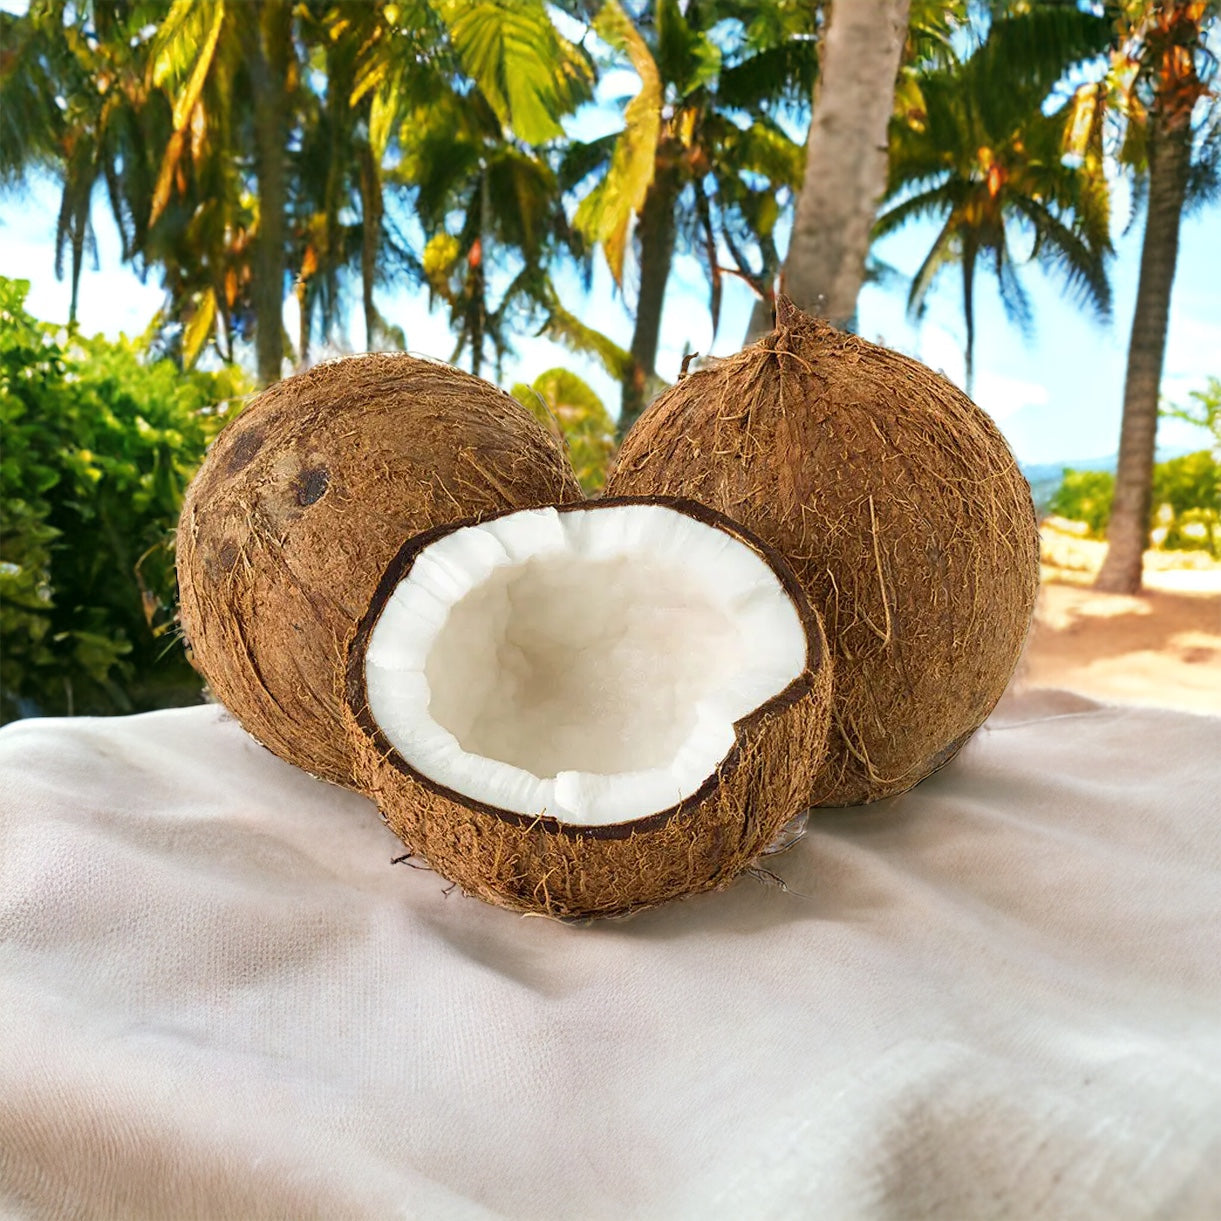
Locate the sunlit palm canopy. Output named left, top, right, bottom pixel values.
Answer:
left=564, top=0, right=817, bottom=339
left=877, top=4, right=1116, bottom=389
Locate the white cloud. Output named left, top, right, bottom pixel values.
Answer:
left=973, top=371, right=1050, bottom=421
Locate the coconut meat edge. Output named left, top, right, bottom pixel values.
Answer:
left=363, top=504, right=807, bottom=826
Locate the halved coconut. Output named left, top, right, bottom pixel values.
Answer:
left=344, top=497, right=833, bottom=918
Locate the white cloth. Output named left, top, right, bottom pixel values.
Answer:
left=1, top=690, right=1219, bottom=1220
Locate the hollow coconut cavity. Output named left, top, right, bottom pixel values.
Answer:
left=607, top=300, right=1039, bottom=806
left=176, top=353, right=581, bottom=787
left=345, top=497, right=833, bottom=918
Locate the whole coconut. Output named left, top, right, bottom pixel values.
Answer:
left=177, top=353, right=581, bottom=787
left=606, top=301, right=1038, bottom=806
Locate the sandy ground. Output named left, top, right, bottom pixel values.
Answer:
left=1016, top=522, right=1221, bottom=715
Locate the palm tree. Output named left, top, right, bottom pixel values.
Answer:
left=146, top=0, right=309, bottom=385
left=752, top=0, right=910, bottom=335
left=511, top=367, right=617, bottom=493
left=0, top=1, right=164, bottom=326
left=567, top=0, right=817, bottom=434
left=359, top=0, right=593, bottom=376
left=1095, top=1, right=1219, bottom=594
left=876, top=6, right=1115, bottom=394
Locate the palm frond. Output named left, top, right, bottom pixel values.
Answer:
left=1011, top=194, right=1112, bottom=321
left=995, top=237, right=1034, bottom=340
left=874, top=180, right=954, bottom=240
left=906, top=214, right=958, bottom=319
left=655, top=0, right=721, bottom=99
left=431, top=0, right=592, bottom=144
left=573, top=0, right=662, bottom=286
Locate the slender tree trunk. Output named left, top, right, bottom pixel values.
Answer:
left=68, top=186, right=90, bottom=327
left=620, top=156, right=680, bottom=438
left=296, top=277, right=309, bottom=367
left=247, top=1, right=291, bottom=386
left=747, top=0, right=910, bottom=341
left=962, top=242, right=976, bottom=397
left=1095, top=111, right=1193, bottom=594
left=359, top=140, right=382, bottom=350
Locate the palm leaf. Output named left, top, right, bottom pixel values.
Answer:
left=717, top=39, right=818, bottom=113
left=150, top=0, right=226, bottom=131
left=873, top=181, right=954, bottom=240
left=906, top=214, right=958, bottom=319
left=512, top=367, right=615, bottom=493
left=994, top=238, right=1034, bottom=340
left=558, top=132, right=618, bottom=192
left=541, top=299, right=634, bottom=383
left=573, top=0, right=662, bottom=286
left=717, top=117, right=804, bottom=190
left=430, top=0, right=591, bottom=145
left=182, top=286, right=218, bottom=367
left=655, top=0, right=721, bottom=100
left=1012, top=194, right=1112, bottom=320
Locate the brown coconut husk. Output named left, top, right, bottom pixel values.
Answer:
left=343, top=497, right=834, bottom=919
left=177, top=353, right=582, bottom=788
left=606, top=301, right=1039, bottom=806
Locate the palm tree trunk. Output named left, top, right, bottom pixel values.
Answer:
left=359, top=140, right=382, bottom=351
left=247, top=2, right=291, bottom=387
left=750, top=0, right=910, bottom=340
left=296, top=277, right=309, bottom=367
left=68, top=186, right=90, bottom=327
left=620, top=157, right=680, bottom=437
left=962, top=240, right=976, bottom=397
left=1095, top=111, right=1193, bottom=594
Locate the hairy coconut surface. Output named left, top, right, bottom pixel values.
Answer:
left=345, top=497, right=833, bottom=919
left=606, top=302, right=1038, bottom=806
left=177, top=353, right=581, bottom=787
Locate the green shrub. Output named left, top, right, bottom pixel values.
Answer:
left=1047, top=468, right=1116, bottom=538
left=1153, top=450, right=1220, bottom=555
left=1047, top=449, right=1220, bottom=555
left=0, top=277, right=249, bottom=720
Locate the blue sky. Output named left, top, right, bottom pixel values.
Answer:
left=2, top=5, right=1217, bottom=467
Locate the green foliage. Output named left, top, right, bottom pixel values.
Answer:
left=1153, top=451, right=1220, bottom=556
left=878, top=6, right=1115, bottom=385
left=572, top=0, right=663, bottom=287
left=431, top=0, right=593, bottom=144
left=1162, top=377, right=1221, bottom=449
left=511, top=368, right=616, bottom=493
left=0, top=278, right=249, bottom=721
left=1048, top=449, right=1220, bottom=556
left=1048, top=468, right=1116, bottom=538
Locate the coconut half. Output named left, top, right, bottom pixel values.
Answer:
left=345, top=497, right=833, bottom=918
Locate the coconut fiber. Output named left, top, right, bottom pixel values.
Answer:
left=344, top=499, right=834, bottom=919
left=177, top=354, right=581, bottom=787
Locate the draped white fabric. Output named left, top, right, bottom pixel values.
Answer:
left=1, top=690, right=1218, bottom=1220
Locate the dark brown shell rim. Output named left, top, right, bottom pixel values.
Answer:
left=345, top=494, right=827, bottom=841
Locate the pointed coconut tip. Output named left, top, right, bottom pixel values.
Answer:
left=607, top=300, right=1039, bottom=806
left=344, top=496, right=834, bottom=919
left=176, top=352, right=582, bottom=788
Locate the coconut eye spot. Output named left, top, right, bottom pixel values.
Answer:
left=363, top=504, right=808, bottom=827
left=294, top=466, right=329, bottom=506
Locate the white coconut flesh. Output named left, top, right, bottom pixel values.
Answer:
left=363, top=504, right=808, bottom=827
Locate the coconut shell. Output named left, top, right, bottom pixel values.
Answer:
left=606, top=302, right=1039, bottom=806
left=344, top=498, right=834, bottom=919
left=177, top=353, right=582, bottom=787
